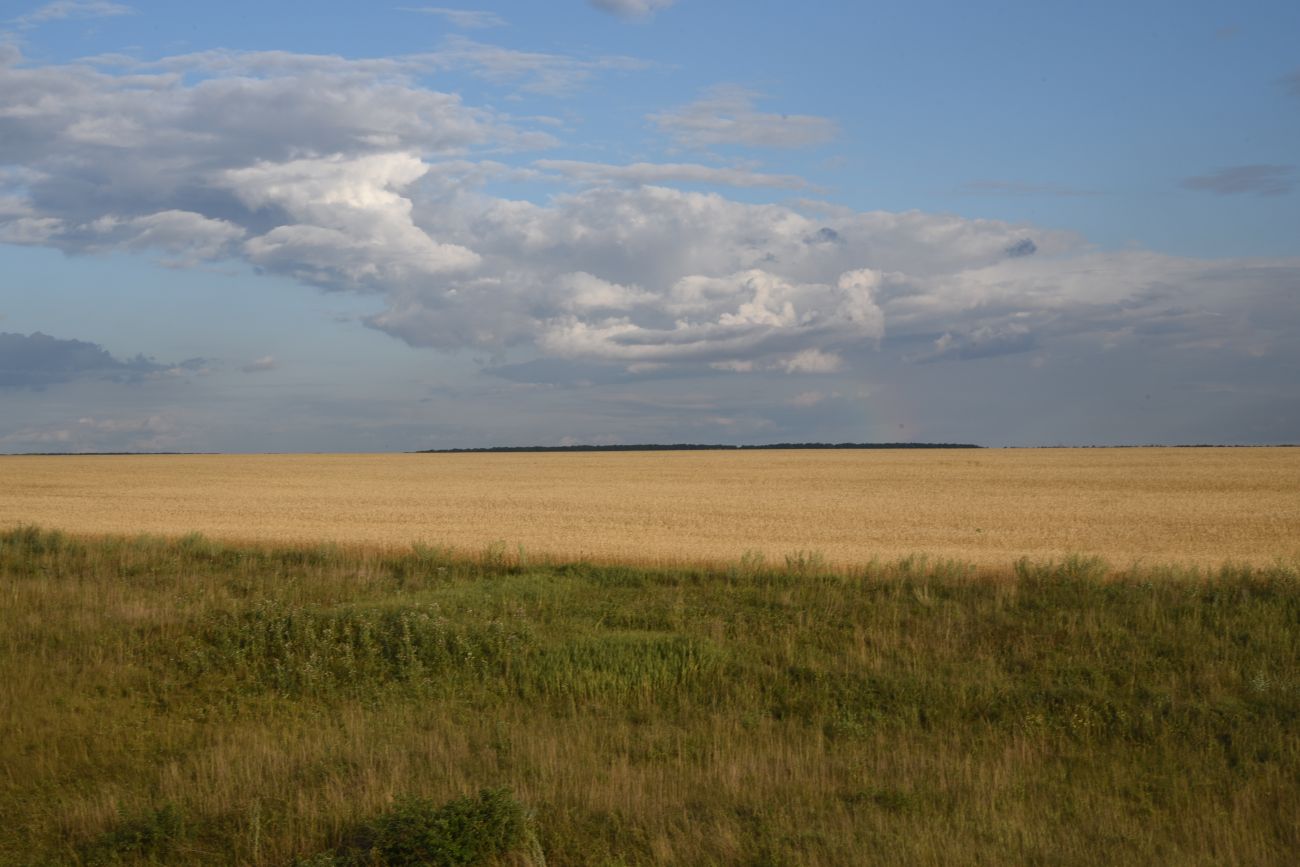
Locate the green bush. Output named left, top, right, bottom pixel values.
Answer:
left=311, top=788, right=542, bottom=866
left=81, top=804, right=183, bottom=865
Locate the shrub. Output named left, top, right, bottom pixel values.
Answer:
left=311, top=788, right=542, bottom=866
left=81, top=804, right=183, bottom=865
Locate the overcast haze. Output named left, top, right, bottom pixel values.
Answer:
left=2, top=0, right=1297, bottom=452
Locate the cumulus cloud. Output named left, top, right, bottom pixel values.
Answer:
left=0, top=331, right=204, bottom=389
left=535, top=268, right=881, bottom=370
left=2, top=47, right=1297, bottom=391
left=0, top=46, right=549, bottom=262
left=1182, top=165, right=1295, bottom=197
left=374, top=184, right=934, bottom=366
left=399, top=6, right=507, bottom=28
left=589, top=0, right=677, bottom=18
left=651, top=85, right=838, bottom=149
left=556, top=272, right=656, bottom=311
left=87, top=210, right=245, bottom=266
left=223, top=152, right=480, bottom=289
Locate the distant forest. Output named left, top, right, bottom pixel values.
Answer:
left=416, top=442, right=982, bottom=453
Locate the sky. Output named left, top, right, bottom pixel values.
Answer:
left=1, top=0, right=1298, bottom=452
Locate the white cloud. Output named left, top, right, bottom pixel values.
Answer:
left=589, top=0, right=677, bottom=18
left=651, top=85, right=838, bottom=149
left=13, top=1, right=133, bottom=27
left=240, top=355, right=278, bottom=373
left=779, top=349, right=843, bottom=373
left=0, top=48, right=543, bottom=240
left=0, top=414, right=183, bottom=452
left=2, top=48, right=1297, bottom=391
left=421, top=35, right=648, bottom=96
left=0, top=48, right=532, bottom=276
left=533, top=268, right=882, bottom=371
left=535, top=159, right=807, bottom=189
left=399, top=6, right=507, bottom=28
left=918, top=324, right=1036, bottom=363
left=366, top=180, right=1299, bottom=375
left=1, top=45, right=549, bottom=156
left=92, top=210, right=245, bottom=266
left=0, top=216, right=64, bottom=244
left=790, top=390, right=828, bottom=407
left=224, top=152, right=481, bottom=288
left=710, top=360, right=753, bottom=372
left=557, top=272, right=656, bottom=310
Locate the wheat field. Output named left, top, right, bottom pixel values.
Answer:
left=2, top=447, right=1297, bottom=567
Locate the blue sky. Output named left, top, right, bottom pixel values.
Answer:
left=1, top=0, right=1297, bottom=451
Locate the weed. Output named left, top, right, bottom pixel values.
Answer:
left=783, top=549, right=826, bottom=574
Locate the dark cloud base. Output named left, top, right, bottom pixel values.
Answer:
left=0, top=331, right=203, bottom=389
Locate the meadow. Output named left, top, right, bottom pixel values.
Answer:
left=0, top=529, right=1297, bottom=865
left=1, top=449, right=1297, bottom=865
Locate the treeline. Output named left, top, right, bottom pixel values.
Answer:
left=417, top=442, right=982, bottom=453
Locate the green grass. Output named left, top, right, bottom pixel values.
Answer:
left=1, top=526, right=1297, bottom=865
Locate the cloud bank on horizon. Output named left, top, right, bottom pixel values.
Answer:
left=1, top=1, right=1297, bottom=451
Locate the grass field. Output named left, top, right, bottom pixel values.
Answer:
left=2, top=449, right=1297, bottom=864
left=2, top=448, right=1298, bottom=567
left=0, top=528, right=1297, bottom=865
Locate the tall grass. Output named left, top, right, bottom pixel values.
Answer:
left=1, top=527, right=1296, bottom=865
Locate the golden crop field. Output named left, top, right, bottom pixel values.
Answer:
left=3, top=447, right=1297, bottom=568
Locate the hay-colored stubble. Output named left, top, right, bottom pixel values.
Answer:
left=2, top=448, right=1297, bottom=567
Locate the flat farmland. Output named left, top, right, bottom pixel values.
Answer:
left=3, top=451, right=1299, bottom=865
left=2, top=447, right=1297, bottom=567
